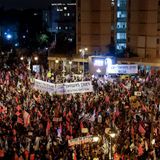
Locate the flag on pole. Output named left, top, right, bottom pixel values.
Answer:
left=138, top=124, right=146, bottom=134
left=16, top=105, right=21, bottom=111
left=17, top=117, right=23, bottom=124
left=46, top=120, right=51, bottom=136
left=23, top=111, right=30, bottom=127
left=131, top=126, right=134, bottom=136
left=138, top=144, right=144, bottom=156
left=80, top=121, right=84, bottom=129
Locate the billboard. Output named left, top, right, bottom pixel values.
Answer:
left=107, top=64, right=138, bottom=74
left=32, top=65, right=40, bottom=73
left=89, top=56, right=116, bottom=75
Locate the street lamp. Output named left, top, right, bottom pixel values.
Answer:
left=34, top=56, right=38, bottom=61
left=79, top=48, right=88, bottom=81
left=69, top=61, right=72, bottom=72
left=69, top=61, right=72, bottom=65
left=108, top=131, right=116, bottom=160
left=20, top=56, right=24, bottom=61
left=109, top=133, right=116, bottom=138
left=55, top=60, right=59, bottom=64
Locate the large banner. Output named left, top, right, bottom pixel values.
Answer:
left=34, top=79, right=93, bottom=95
left=56, top=81, right=93, bottom=94
left=34, top=79, right=55, bottom=95
left=107, top=64, right=138, bottom=74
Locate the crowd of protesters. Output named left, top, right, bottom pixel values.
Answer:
left=0, top=61, right=160, bottom=160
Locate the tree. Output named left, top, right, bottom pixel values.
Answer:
left=39, top=34, right=49, bottom=44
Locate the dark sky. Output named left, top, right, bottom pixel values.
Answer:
left=0, top=0, right=52, bottom=9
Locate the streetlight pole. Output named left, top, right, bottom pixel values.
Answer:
left=69, top=61, right=72, bottom=73
left=79, top=48, right=88, bottom=81
left=109, top=132, right=116, bottom=160
left=109, top=136, right=112, bottom=160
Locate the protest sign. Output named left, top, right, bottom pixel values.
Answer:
left=134, top=91, right=142, bottom=96
left=81, top=128, right=89, bottom=133
left=53, top=117, right=62, bottom=122
left=68, top=135, right=94, bottom=146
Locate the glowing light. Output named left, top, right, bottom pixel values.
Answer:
left=20, top=57, right=24, bottom=60
left=151, top=139, right=155, bottom=145
left=109, top=133, right=116, bottom=138
left=96, top=68, right=101, bottom=73
left=34, top=56, right=38, bottom=61
left=15, top=43, right=19, bottom=47
left=93, top=136, right=99, bottom=142
left=55, top=60, right=59, bottom=63
left=94, top=59, right=104, bottom=66
left=69, top=61, right=72, bottom=65
left=6, top=34, right=12, bottom=40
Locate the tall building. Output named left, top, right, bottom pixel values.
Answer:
left=48, top=0, right=160, bottom=60
left=45, top=0, right=76, bottom=54
left=77, top=0, right=112, bottom=55
left=127, top=0, right=160, bottom=58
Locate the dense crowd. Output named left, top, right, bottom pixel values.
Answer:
left=0, top=62, right=160, bottom=160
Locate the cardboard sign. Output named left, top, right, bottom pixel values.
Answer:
left=68, top=135, right=93, bottom=146
left=81, top=128, right=89, bottom=133
left=134, top=91, right=141, bottom=96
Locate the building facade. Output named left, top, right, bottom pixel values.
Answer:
left=127, top=0, right=160, bottom=58
left=77, top=0, right=112, bottom=55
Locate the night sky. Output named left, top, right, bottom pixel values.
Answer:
left=0, top=0, right=52, bottom=9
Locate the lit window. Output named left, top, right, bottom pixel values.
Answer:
left=64, top=13, right=67, bottom=16
left=65, top=26, right=68, bottom=30
left=59, top=27, right=61, bottom=30
left=67, top=13, right=70, bottom=16
left=64, top=7, right=67, bottom=10
left=111, top=0, right=115, bottom=6
left=117, top=33, right=126, bottom=39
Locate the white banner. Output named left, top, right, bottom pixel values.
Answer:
left=56, top=81, right=93, bottom=95
left=34, top=79, right=93, bottom=95
left=107, top=64, right=138, bottom=74
left=34, top=79, right=55, bottom=95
